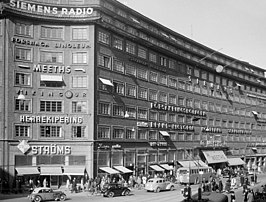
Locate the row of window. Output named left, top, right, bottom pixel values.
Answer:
left=15, top=46, right=88, bottom=64
left=15, top=155, right=86, bottom=166
left=15, top=22, right=89, bottom=40
left=97, top=125, right=266, bottom=142
left=97, top=49, right=266, bottom=95
left=16, top=99, right=87, bottom=113
left=15, top=125, right=86, bottom=138
left=99, top=9, right=264, bottom=79
left=15, top=72, right=87, bottom=88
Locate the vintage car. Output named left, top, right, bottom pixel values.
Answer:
left=101, top=183, right=131, bottom=197
left=145, top=178, right=175, bottom=193
left=28, top=187, right=66, bottom=202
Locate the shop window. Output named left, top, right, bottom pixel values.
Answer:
left=15, top=47, right=31, bottom=61
left=40, top=26, right=63, bottom=40
left=113, top=127, right=124, bottom=139
left=98, top=152, right=109, bottom=167
left=72, top=52, right=87, bottom=64
left=98, top=31, right=110, bottom=45
left=15, top=22, right=32, bottom=36
left=15, top=99, right=31, bottom=111
left=15, top=125, right=30, bottom=137
left=72, top=101, right=87, bottom=113
left=69, top=155, right=86, bottom=165
left=113, top=36, right=123, bottom=50
left=112, top=151, right=123, bottom=165
left=98, top=125, right=110, bottom=139
left=72, top=76, right=87, bottom=88
left=15, top=72, right=31, bottom=86
left=72, top=126, right=86, bottom=138
left=40, top=126, right=62, bottom=138
left=72, top=27, right=88, bottom=40
left=40, top=51, right=63, bottom=63
left=15, top=155, right=32, bottom=166
left=40, top=100, right=62, bottom=112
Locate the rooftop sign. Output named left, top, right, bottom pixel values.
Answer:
left=9, top=0, right=94, bottom=16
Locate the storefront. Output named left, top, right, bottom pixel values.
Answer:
left=11, top=140, right=92, bottom=190
left=201, top=150, right=228, bottom=170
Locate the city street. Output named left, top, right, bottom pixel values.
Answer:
left=1, top=173, right=266, bottom=202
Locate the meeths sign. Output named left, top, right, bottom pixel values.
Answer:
left=9, top=0, right=94, bottom=16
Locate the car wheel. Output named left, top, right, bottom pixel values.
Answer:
left=123, top=190, right=130, bottom=196
left=34, top=196, right=42, bottom=202
left=170, top=186, right=174, bottom=191
left=155, top=187, right=160, bottom=193
left=108, top=191, right=114, bottom=198
left=59, top=194, right=66, bottom=201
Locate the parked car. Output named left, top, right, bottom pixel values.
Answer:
left=28, top=187, right=66, bottom=202
left=101, top=183, right=131, bottom=197
left=145, top=178, right=175, bottom=193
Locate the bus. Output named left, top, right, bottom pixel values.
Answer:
left=176, top=166, right=213, bottom=184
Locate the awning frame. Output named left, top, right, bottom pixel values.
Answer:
left=16, top=167, right=40, bottom=176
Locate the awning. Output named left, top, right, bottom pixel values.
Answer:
left=40, top=166, right=63, bottom=175
left=99, top=167, right=119, bottom=174
left=113, top=166, right=133, bottom=173
left=63, top=166, right=85, bottom=175
left=16, top=167, right=40, bottom=176
left=159, top=131, right=170, bottom=137
left=160, top=164, right=173, bottom=170
left=150, top=165, right=164, bottom=172
left=99, top=78, right=113, bottom=86
left=40, top=75, right=63, bottom=82
left=178, top=160, right=197, bottom=167
left=202, top=150, right=228, bottom=164
left=227, top=158, right=245, bottom=166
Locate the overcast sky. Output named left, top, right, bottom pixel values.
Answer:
left=118, top=0, right=266, bottom=69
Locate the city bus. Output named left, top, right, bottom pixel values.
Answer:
left=176, top=166, right=213, bottom=184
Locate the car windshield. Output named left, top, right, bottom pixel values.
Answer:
left=32, top=189, right=41, bottom=194
left=179, top=170, right=189, bottom=174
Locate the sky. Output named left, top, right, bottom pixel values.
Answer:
left=117, top=0, right=266, bottom=69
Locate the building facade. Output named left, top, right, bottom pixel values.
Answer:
left=1, top=0, right=266, bottom=187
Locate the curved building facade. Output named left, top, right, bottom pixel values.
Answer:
left=1, top=0, right=266, bottom=188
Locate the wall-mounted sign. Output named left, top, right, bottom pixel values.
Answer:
left=201, top=127, right=222, bottom=133
left=33, top=64, right=71, bottom=74
left=12, top=37, right=49, bottom=47
left=149, top=121, right=194, bottom=131
left=228, top=129, right=252, bottom=135
left=9, top=0, right=94, bottom=16
left=20, top=115, right=83, bottom=124
left=55, top=43, right=90, bottom=49
left=32, top=144, right=71, bottom=155
left=149, top=142, right=168, bottom=147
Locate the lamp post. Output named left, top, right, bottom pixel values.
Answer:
left=198, top=170, right=204, bottom=200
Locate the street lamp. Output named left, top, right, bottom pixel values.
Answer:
left=198, top=170, right=204, bottom=200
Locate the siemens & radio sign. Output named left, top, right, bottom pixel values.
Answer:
left=9, top=0, right=94, bottom=16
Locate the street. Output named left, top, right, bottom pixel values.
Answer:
left=1, top=173, right=266, bottom=202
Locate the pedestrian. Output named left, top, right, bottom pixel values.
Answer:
left=230, top=191, right=236, bottom=202
left=183, top=184, right=191, bottom=200
left=43, top=178, right=47, bottom=187
left=72, top=178, right=77, bottom=193
left=247, top=189, right=254, bottom=202
left=240, top=174, right=245, bottom=186
left=218, top=178, right=223, bottom=193
left=243, top=189, right=248, bottom=202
